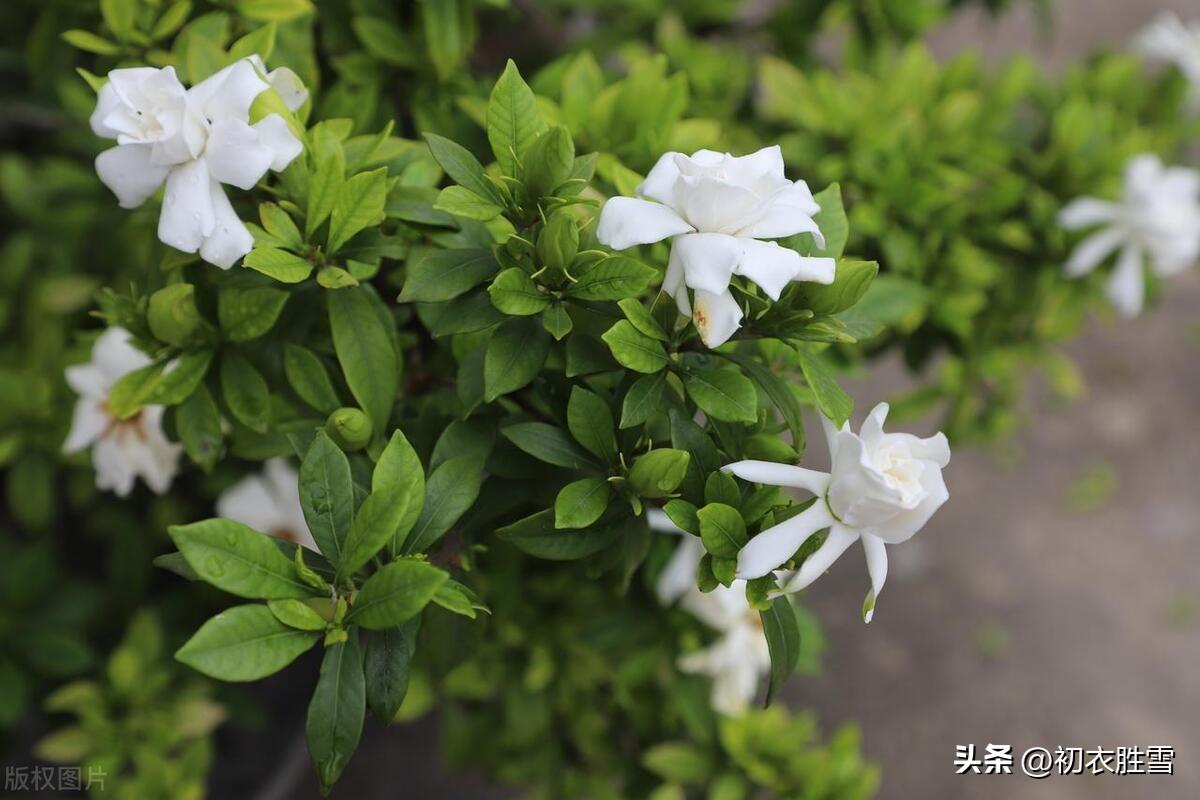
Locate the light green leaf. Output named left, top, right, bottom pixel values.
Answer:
left=346, top=559, right=447, bottom=630
left=697, top=503, right=747, bottom=559
left=176, top=604, right=318, bottom=681
left=284, top=344, right=340, bottom=414
left=488, top=267, right=551, bottom=315
left=329, top=286, right=398, bottom=433
left=602, top=320, right=668, bottom=373
left=328, top=168, right=387, bottom=253
left=620, top=371, right=668, bottom=429
left=218, top=286, right=289, bottom=341
left=502, top=422, right=599, bottom=470
left=336, top=486, right=412, bottom=582
left=373, top=431, right=426, bottom=555
left=399, top=248, right=499, bottom=303
left=792, top=346, right=853, bottom=428
left=61, top=30, right=120, bottom=55
left=244, top=247, right=312, bottom=283
left=627, top=449, right=690, bottom=498
left=435, top=185, right=503, bottom=221
left=220, top=351, right=271, bottom=433
left=554, top=477, right=610, bottom=529
left=566, top=256, right=657, bottom=301
left=299, top=431, right=355, bottom=566
left=169, top=518, right=312, bottom=599
left=567, top=386, right=615, bottom=463
left=268, top=599, right=329, bottom=631
left=792, top=260, right=878, bottom=316
left=306, top=150, right=344, bottom=239
left=487, top=59, right=546, bottom=177
left=685, top=368, right=757, bottom=423
left=236, top=0, right=313, bottom=23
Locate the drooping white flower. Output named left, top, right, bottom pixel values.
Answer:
left=1059, top=154, right=1200, bottom=317
left=724, top=403, right=950, bottom=623
left=216, top=458, right=317, bottom=551
left=650, top=510, right=772, bottom=715
left=90, top=57, right=305, bottom=269
left=63, top=328, right=182, bottom=497
left=596, top=145, right=836, bottom=347
left=1136, top=12, right=1200, bottom=108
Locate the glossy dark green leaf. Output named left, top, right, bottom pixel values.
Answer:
left=307, top=634, right=366, bottom=792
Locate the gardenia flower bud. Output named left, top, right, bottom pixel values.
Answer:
left=595, top=145, right=836, bottom=348
left=650, top=511, right=771, bottom=716
left=1136, top=12, right=1200, bottom=109
left=723, top=403, right=950, bottom=623
left=62, top=327, right=182, bottom=497
left=1059, top=154, right=1200, bottom=317
left=90, top=56, right=306, bottom=269
left=325, top=407, right=373, bottom=451
left=217, top=458, right=317, bottom=551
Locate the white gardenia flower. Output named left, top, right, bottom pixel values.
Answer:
left=217, top=458, right=317, bottom=551
left=650, top=510, right=772, bottom=716
left=1136, top=12, right=1200, bottom=107
left=724, top=403, right=950, bottom=623
left=63, top=327, right=182, bottom=497
left=1059, top=154, right=1200, bottom=317
left=90, top=56, right=306, bottom=269
left=596, top=145, right=836, bottom=348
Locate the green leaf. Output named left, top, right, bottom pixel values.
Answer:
left=627, top=449, right=690, bottom=498
left=307, top=634, right=365, bottom=793
left=244, top=247, right=312, bottom=283
left=299, top=431, right=355, bottom=566
left=404, top=454, right=483, bottom=554
left=431, top=579, right=488, bottom=618
left=306, top=149, right=344, bottom=239
left=661, top=499, right=699, bottom=535
left=435, top=185, right=503, bottom=221
left=567, top=256, right=657, bottom=301
left=364, top=619, right=419, bottom=724
left=523, top=125, right=575, bottom=197
left=220, top=351, right=271, bottom=433
left=643, top=742, right=712, bottom=784
left=421, top=0, right=466, bottom=81
left=328, top=168, right=387, bottom=253
left=170, top=518, right=313, bottom=599
left=487, top=59, right=546, bottom=177
left=618, top=298, right=668, bottom=341
left=554, top=477, right=610, bottom=529
left=100, top=0, right=137, bottom=40
left=423, top=133, right=503, bottom=206
left=176, top=385, right=223, bottom=470
left=705, top=471, right=740, bottom=507
left=268, top=599, right=329, bottom=631
left=373, top=431, right=426, bottom=555
left=722, top=352, right=805, bottom=449
left=176, top=604, right=318, bottom=681
left=502, top=422, right=598, bottom=470
left=353, top=17, right=412, bottom=66
left=484, top=317, right=550, bottom=401
left=567, top=386, right=615, bottom=463
left=620, top=372, right=668, bottom=429
left=496, top=509, right=620, bottom=560
left=336, top=486, right=412, bottom=582
left=488, top=268, right=551, bottom=315
left=284, top=344, right=340, bottom=414
left=218, top=286, right=289, bottom=341
left=152, top=2, right=193, bottom=40
left=602, top=320, right=668, bottom=373
left=61, top=30, right=120, bottom=55
left=797, top=183, right=848, bottom=259
left=329, top=286, right=398, bottom=433
left=670, top=411, right=721, bottom=503
left=685, top=368, right=757, bottom=423
left=697, top=503, right=746, bottom=559
left=346, top=560, right=447, bottom=630
left=318, top=266, right=359, bottom=289
left=792, top=260, right=878, bottom=316
left=760, top=596, right=802, bottom=706
left=400, top=248, right=499, bottom=303
left=542, top=303, right=573, bottom=340
left=792, top=346, right=852, bottom=428
left=236, top=0, right=313, bottom=23
left=229, top=20, right=277, bottom=61
left=108, top=350, right=214, bottom=416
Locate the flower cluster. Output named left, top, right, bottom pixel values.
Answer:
left=90, top=57, right=306, bottom=268
left=597, top=145, right=835, bottom=347
left=1059, top=154, right=1200, bottom=317
left=1137, top=12, right=1200, bottom=109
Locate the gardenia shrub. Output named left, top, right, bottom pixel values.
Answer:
left=1, top=1, right=1198, bottom=798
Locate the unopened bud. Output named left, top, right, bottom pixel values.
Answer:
left=325, top=407, right=372, bottom=451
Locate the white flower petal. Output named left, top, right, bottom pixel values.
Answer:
left=728, top=144, right=785, bottom=183
left=1105, top=244, right=1145, bottom=318
left=1057, top=198, right=1118, bottom=230
left=735, top=239, right=834, bottom=300
left=820, top=413, right=849, bottom=462
left=204, top=118, right=275, bottom=190
left=62, top=399, right=108, bottom=454
left=595, top=196, right=693, bottom=250
left=64, top=364, right=109, bottom=399
left=637, top=151, right=684, bottom=206
left=735, top=500, right=836, bottom=580
left=674, top=232, right=742, bottom=295
left=92, top=437, right=137, bottom=498
left=736, top=180, right=825, bottom=242
left=692, top=289, right=743, bottom=348
left=217, top=473, right=280, bottom=533
left=861, top=535, right=888, bottom=623
left=857, top=402, right=890, bottom=450
left=721, top=460, right=830, bottom=495
left=94, top=144, right=169, bottom=209
left=656, top=535, right=705, bottom=606
left=1064, top=227, right=1125, bottom=277
left=252, top=114, right=303, bottom=172
left=866, top=457, right=949, bottom=544
left=189, top=59, right=268, bottom=124
left=158, top=158, right=215, bottom=254
left=777, top=523, right=858, bottom=594
left=92, top=327, right=151, bottom=380
left=199, top=181, right=254, bottom=269
left=676, top=175, right=762, bottom=233
left=267, top=67, right=309, bottom=111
